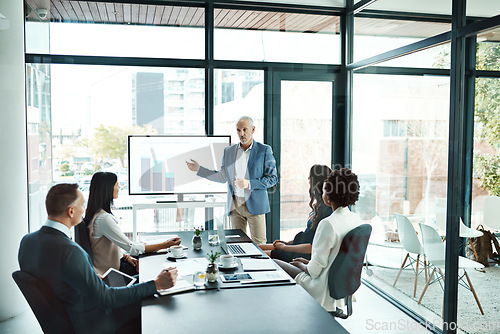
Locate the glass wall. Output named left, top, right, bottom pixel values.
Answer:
left=215, top=9, right=340, bottom=64
left=26, top=63, right=205, bottom=231
left=279, top=80, right=332, bottom=240
left=25, top=1, right=205, bottom=59
left=213, top=69, right=264, bottom=143
left=26, top=64, right=53, bottom=231
left=377, top=42, right=451, bottom=69
left=352, top=73, right=450, bottom=321
left=471, top=77, right=500, bottom=224
left=354, top=16, right=451, bottom=64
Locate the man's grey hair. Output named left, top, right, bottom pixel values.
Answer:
left=237, top=116, right=254, bottom=127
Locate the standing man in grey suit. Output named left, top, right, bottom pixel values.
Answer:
left=186, top=116, right=278, bottom=244
left=18, top=183, right=178, bottom=334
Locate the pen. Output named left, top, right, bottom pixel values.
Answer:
left=250, top=256, right=269, bottom=259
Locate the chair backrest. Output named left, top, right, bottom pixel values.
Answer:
left=419, top=223, right=446, bottom=267
left=328, top=224, right=372, bottom=300
left=74, top=220, right=93, bottom=261
left=12, top=270, right=75, bottom=334
left=394, top=213, right=423, bottom=255
left=483, top=196, right=500, bottom=230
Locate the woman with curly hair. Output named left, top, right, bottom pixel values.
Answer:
left=259, top=164, right=332, bottom=262
left=275, top=168, right=363, bottom=311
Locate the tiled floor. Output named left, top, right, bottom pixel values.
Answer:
left=0, top=282, right=432, bottom=334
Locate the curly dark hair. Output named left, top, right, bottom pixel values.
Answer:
left=308, top=164, right=333, bottom=230
left=323, top=168, right=359, bottom=207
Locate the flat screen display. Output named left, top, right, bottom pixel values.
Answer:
left=128, top=135, right=231, bottom=195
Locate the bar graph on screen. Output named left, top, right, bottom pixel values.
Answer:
left=129, top=135, right=231, bottom=195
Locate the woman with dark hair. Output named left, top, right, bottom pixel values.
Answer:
left=84, top=172, right=180, bottom=276
left=259, top=165, right=333, bottom=262
left=275, top=168, right=363, bottom=311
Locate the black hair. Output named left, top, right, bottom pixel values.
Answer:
left=308, top=164, right=333, bottom=230
left=323, top=168, right=360, bottom=207
left=83, top=172, right=117, bottom=226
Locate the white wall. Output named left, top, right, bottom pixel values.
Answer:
left=0, top=0, right=29, bottom=321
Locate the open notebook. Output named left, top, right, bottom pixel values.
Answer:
left=145, top=259, right=209, bottom=295
left=157, top=279, right=194, bottom=295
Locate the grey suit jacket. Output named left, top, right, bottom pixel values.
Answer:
left=18, top=226, right=157, bottom=334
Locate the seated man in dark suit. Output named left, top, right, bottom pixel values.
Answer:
left=18, top=183, right=178, bottom=334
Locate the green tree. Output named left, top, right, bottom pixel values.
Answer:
left=80, top=124, right=157, bottom=168
left=434, top=42, right=500, bottom=195
left=474, top=43, right=500, bottom=195
left=60, top=162, right=70, bottom=172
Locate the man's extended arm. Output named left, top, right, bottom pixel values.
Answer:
left=64, top=246, right=175, bottom=309
left=194, top=150, right=229, bottom=183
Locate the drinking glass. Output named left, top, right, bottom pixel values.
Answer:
left=193, top=271, right=206, bottom=288
left=208, top=233, right=219, bottom=246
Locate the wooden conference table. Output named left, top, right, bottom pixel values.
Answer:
left=139, top=230, right=349, bottom=334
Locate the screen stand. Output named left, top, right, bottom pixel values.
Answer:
left=156, top=194, right=206, bottom=203
left=156, top=194, right=186, bottom=203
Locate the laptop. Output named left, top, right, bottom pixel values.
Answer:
left=216, top=217, right=263, bottom=257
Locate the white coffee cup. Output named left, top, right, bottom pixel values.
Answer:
left=220, top=254, right=234, bottom=267
left=170, top=245, right=183, bottom=257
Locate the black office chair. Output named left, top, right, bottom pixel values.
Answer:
left=328, top=224, right=372, bottom=319
left=75, top=219, right=94, bottom=261
left=12, top=270, right=75, bottom=334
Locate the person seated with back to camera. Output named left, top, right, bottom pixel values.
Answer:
left=275, top=168, right=363, bottom=311
left=84, top=172, right=181, bottom=276
left=259, top=164, right=333, bottom=262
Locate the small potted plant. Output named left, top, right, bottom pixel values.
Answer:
left=206, top=250, right=220, bottom=282
left=192, top=227, right=203, bottom=250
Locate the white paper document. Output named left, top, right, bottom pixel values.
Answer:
left=162, top=259, right=207, bottom=277
left=240, top=271, right=292, bottom=284
left=240, top=258, right=277, bottom=271
left=157, top=278, right=194, bottom=295
left=139, top=234, right=179, bottom=244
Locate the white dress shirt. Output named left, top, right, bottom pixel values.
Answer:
left=45, top=219, right=71, bottom=238
left=93, top=212, right=145, bottom=256
left=234, top=141, right=253, bottom=198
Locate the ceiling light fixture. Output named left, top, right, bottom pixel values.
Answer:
left=35, top=8, right=49, bottom=20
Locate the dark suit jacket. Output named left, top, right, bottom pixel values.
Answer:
left=197, top=140, right=278, bottom=215
left=18, top=226, right=157, bottom=334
